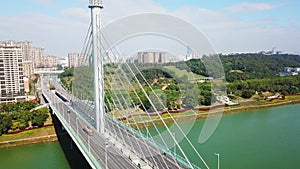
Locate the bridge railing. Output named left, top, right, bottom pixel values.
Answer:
left=42, top=91, right=103, bottom=169
left=48, top=79, right=200, bottom=169
left=105, top=113, right=200, bottom=169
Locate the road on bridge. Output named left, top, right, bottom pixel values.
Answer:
left=42, top=75, right=138, bottom=169
left=44, top=75, right=191, bottom=169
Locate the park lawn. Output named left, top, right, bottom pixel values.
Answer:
left=163, top=66, right=204, bottom=79
left=0, top=126, right=56, bottom=142
left=0, top=111, right=55, bottom=143
left=285, top=95, right=300, bottom=100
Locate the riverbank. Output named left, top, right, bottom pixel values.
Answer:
left=125, top=94, right=300, bottom=128
left=216, top=94, right=300, bottom=116
left=0, top=126, right=57, bottom=149
left=2, top=95, right=300, bottom=148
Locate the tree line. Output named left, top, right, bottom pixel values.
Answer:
left=227, top=75, right=300, bottom=98
left=0, top=101, right=49, bottom=136
left=165, top=53, right=300, bottom=81
left=61, top=52, right=300, bottom=113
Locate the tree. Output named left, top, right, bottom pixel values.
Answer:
left=19, top=111, right=32, bottom=123
left=0, top=113, right=13, bottom=136
left=148, top=90, right=166, bottom=112
left=177, top=80, right=201, bottom=108
left=181, top=83, right=199, bottom=108
left=19, top=101, right=37, bottom=111
left=201, top=90, right=212, bottom=106
left=31, top=108, right=49, bottom=127
left=1, top=103, right=19, bottom=112
left=242, top=89, right=255, bottom=98
left=11, top=120, right=28, bottom=130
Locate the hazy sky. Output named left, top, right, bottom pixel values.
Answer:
left=0, top=0, right=299, bottom=57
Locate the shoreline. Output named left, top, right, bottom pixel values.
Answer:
left=222, top=99, right=300, bottom=115
left=0, top=126, right=58, bottom=149
left=0, top=134, right=58, bottom=149
left=202, top=98, right=300, bottom=119
left=126, top=95, right=300, bottom=127
left=1, top=96, right=300, bottom=148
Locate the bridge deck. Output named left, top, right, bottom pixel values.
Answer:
left=42, top=75, right=193, bottom=169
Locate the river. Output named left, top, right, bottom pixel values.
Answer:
left=0, top=142, right=70, bottom=169
left=147, top=104, right=300, bottom=169
left=1, top=104, right=299, bottom=169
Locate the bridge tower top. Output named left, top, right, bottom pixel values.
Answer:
left=89, top=0, right=103, bottom=8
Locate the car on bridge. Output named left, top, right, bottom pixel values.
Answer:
left=83, top=125, right=93, bottom=136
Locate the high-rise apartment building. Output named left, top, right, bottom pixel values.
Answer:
left=17, top=41, right=32, bottom=61
left=0, top=41, right=50, bottom=69
left=45, top=55, right=58, bottom=68
left=137, top=52, right=169, bottom=64
left=0, top=41, right=33, bottom=61
left=0, top=43, right=26, bottom=103
left=68, top=53, right=80, bottom=68
left=32, top=47, right=45, bottom=68
left=22, top=61, right=34, bottom=78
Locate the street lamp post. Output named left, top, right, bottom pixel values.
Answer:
left=173, top=132, right=176, bottom=155
left=67, top=109, right=70, bottom=124
left=76, top=117, right=79, bottom=135
left=105, top=141, right=110, bottom=169
left=88, top=135, right=91, bottom=152
left=146, top=122, right=149, bottom=138
left=215, top=153, right=220, bottom=169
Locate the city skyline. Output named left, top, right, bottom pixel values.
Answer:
left=0, top=0, right=299, bottom=57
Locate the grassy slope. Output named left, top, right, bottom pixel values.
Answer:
left=163, top=66, right=204, bottom=79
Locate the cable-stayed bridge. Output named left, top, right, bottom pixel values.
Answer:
left=41, top=0, right=226, bottom=168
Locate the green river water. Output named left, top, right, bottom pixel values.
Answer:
left=0, top=142, right=70, bottom=169
left=0, top=104, right=299, bottom=169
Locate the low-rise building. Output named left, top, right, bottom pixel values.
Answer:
left=280, top=67, right=300, bottom=76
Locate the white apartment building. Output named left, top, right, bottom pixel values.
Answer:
left=45, top=55, right=58, bottom=68
left=32, top=47, right=45, bottom=68
left=0, top=43, right=26, bottom=103
left=68, top=53, right=81, bottom=68
left=137, top=52, right=169, bottom=64
left=0, top=41, right=49, bottom=69
left=17, top=41, right=32, bottom=61
left=0, top=41, right=32, bottom=61
left=22, top=61, right=34, bottom=78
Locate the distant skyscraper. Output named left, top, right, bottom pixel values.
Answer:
left=137, top=51, right=169, bottom=64
left=68, top=53, right=81, bottom=68
left=22, top=61, right=34, bottom=78
left=0, top=41, right=57, bottom=69
left=17, top=41, right=32, bottom=61
left=32, top=47, right=46, bottom=68
left=45, top=55, right=58, bottom=68
left=0, top=43, right=26, bottom=103
left=0, top=41, right=33, bottom=61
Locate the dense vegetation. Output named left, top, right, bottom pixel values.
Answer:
left=168, top=53, right=300, bottom=81
left=0, top=101, right=49, bottom=136
left=227, top=75, right=300, bottom=98
left=59, top=53, right=300, bottom=113
left=59, top=67, right=74, bottom=91
left=221, top=53, right=300, bottom=81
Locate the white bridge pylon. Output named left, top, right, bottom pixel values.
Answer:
left=89, top=0, right=104, bottom=134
